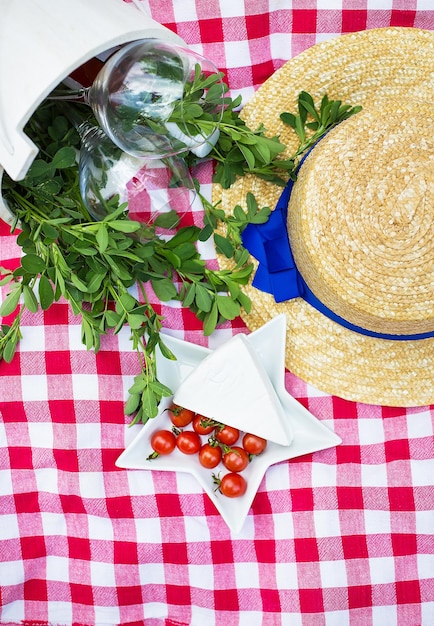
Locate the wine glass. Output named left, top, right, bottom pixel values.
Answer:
left=76, top=116, right=195, bottom=232
left=50, top=38, right=224, bottom=160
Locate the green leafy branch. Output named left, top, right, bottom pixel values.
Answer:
left=0, top=87, right=362, bottom=425
left=280, top=91, right=362, bottom=163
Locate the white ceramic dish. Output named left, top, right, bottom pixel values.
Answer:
left=116, top=315, right=342, bottom=534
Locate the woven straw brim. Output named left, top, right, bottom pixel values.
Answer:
left=213, top=27, right=434, bottom=407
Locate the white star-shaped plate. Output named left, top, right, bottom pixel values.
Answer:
left=116, top=314, right=341, bottom=534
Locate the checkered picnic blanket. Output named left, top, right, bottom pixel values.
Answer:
left=1, top=1, right=434, bottom=624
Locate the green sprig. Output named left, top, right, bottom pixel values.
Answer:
left=0, top=84, right=361, bottom=424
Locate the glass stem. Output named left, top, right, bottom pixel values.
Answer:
left=47, top=87, right=90, bottom=104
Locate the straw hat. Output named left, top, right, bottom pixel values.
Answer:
left=213, top=27, right=434, bottom=407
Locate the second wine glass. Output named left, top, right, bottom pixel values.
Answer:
left=53, top=38, right=224, bottom=160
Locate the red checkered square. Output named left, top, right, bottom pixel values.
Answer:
left=388, top=487, right=415, bottom=511
left=70, top=582, right=94, bottom=605
left=211, top=540, right=234, bottom=564
left=106, top=495, right=134, bottom=518
left=68, top=536, right=91, bottom=561
left=101, top=448, right=124, bottom=472
left=166, top=584, right=192, bottom=606
left=261, top=588, right=281, bottom=612
left=396, top=580, right=422, bottom=605
left=116, top=585, right=143, bottom=606
left=156, top=493, right=183, bottom=518
left=53, top=448, right=79, bottom=472
left=162, top=542, right=188, bottom=565
left=384, top=439, right=410, bottom=462
left=43, top=303, right=70, bottom=325
left=9, top=447, right=33, bottom=470
left=332, top=396, right=360, bottom=420
left=294, top=538, right=320, bottom=562
left=348, top=585, right=372, bottom=609
left=342, top=10, right=367, bottom=31
left=291, top=488, right=314, bottom=511
left=60, top=494, right=87, bottom=515
left=251, top=60, right=277, bottom=88
left=292, top=9, right=317, bottom=33
left=254, top=539, right=276, bottom=563
left=251, top=491, right=272, bottom=515
left=245, top=13, right=268, bottom=38
left=337, top=486, right=364, bottom=510
left=45, top=351, right=72, bottom=375
left=391, top=533, right=418, bottom=557
left=23, top=578, right=48, bottom=601
left=199, top=18, right=224, bottom=43
left=391, top=10, right=416, bottom=26
left=13, top=491, right=39, bottom=514
left=95, top=350, right=122, bottom=375
left=336, top=445, right=362, bottom=464
left=20, top=535, right=46, bottom=559
left=298, top=588, right=324, bottom=613
left=48, top=399, right=77, bottom=423
left=214, top=588, right=239, bottom=611
left=342, top=535, right=369, bottom=560
left=0, top=402, right=26, bottom=421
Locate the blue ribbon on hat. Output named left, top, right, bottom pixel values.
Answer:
left=241, top=163, right=434, bottom=341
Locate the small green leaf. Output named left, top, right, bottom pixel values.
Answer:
left=3, top=338, right=18, bottom=363
left=51, top=146, right=77, bottom=169
left=96, top=225, right=109, bottom=252
left=38, top=274, right=54, bottom=311
left=81, top=318, right=95, bottom=350
left=280, top=111, right=297, bottom=129
left=195, top=283, right=212, bottom=312
left=182, top=282, right=196, bottom=307
left=23, top=285, right=39, bottom=313
left=104, top=310, right=121, bottom=327
left=216, top=294, right=240, bottom=320
left=158, top=341, right=177, bottom=361
left=41, top=223, right=59, bottom=240
left=124, top=393, right=141, bottom=415
left=128, top=375, right=147, bottom=395
left=203, top=302, right=218, bottom=336
left=85, top=271, right=106, bottom=294
left=117, top=292, right=138, bottom=313
left=214, top=233, right=234, bottom=258
left=127, top=314, right=145, bottom=329
left=108, top=220, right=141, bottom=233
left=295, top=115, right=306, bottom=142
left=151, top=278, right=177, bottom=302
left=238, top=144, right=256, bottom=170
left=70, top=274, right=89, bottom=292
left=0, top=274, right=13, bottom=287
left=149, top=380, right=172, bottom=397
left=141, top=387, right=159, bottom=419
left=21, top=254, right=46, bottom=274
left=0, top=288, right=21, bottom=317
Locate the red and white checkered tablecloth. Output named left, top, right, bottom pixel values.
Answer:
left=1, top=1, right=434, bottom=625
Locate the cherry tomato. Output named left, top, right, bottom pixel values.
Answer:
left=167, top=404, right=194, bottom=428
left=199, top=443, right=222, bottom=469
left=222, top=446, right=249, bottom=473
left=218, top=473, right=247, bottom=498
left=193, top=414, right=217, bottom=435
left=150, top=430, right=176, bottom=456
left=242, top=433, right=267, bottom=455
left=176, top=431, right=201, bottom=455
left=215, top=425, right=240, bottom=446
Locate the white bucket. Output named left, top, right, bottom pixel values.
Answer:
left=0, top=0, right=184, bottom=224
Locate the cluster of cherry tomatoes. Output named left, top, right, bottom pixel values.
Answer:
left=147, top=403, right=267, bottom=498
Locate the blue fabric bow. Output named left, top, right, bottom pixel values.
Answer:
left=242, top=174, right=434, bottom=341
